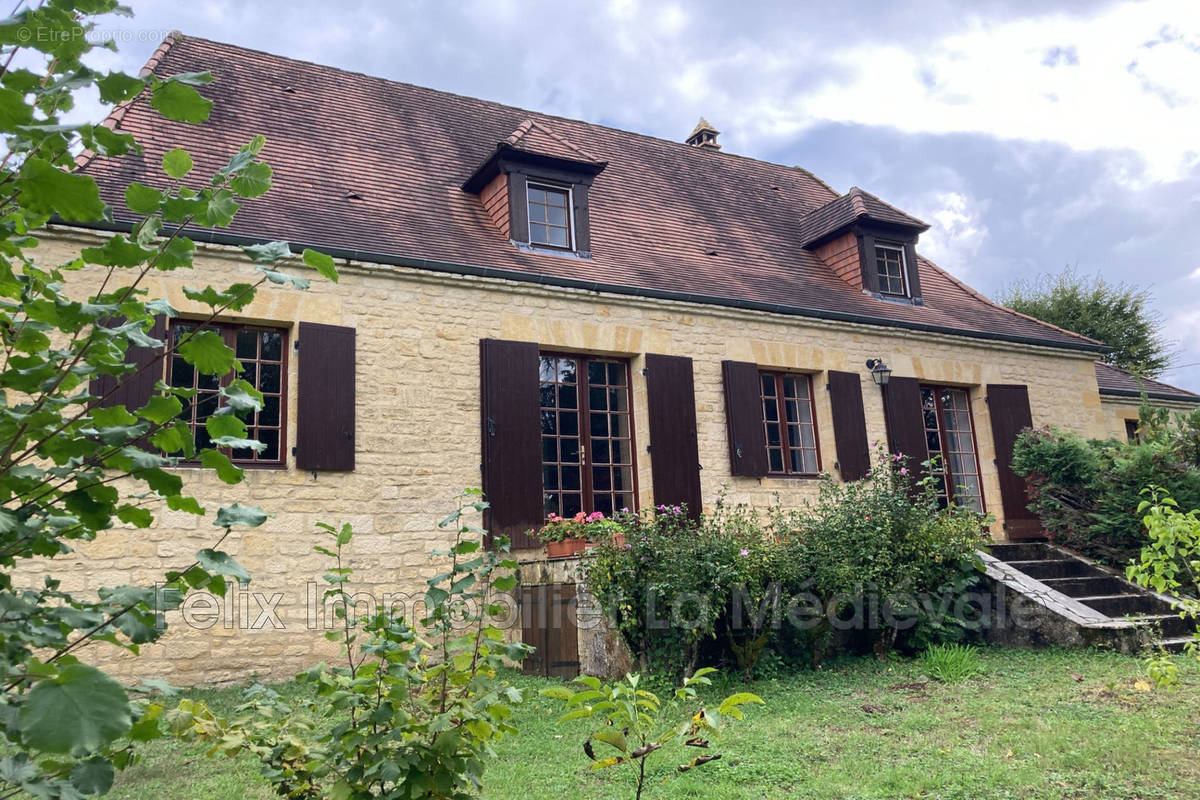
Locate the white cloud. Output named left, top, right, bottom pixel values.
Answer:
left=798, top=0, right=1200, bottom=184
left=908, top=191, right=989, bottom=280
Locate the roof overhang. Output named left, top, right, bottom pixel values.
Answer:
left=462, top=144, right=608, bottom=194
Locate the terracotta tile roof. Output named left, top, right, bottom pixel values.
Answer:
left=797, top=187, right=929, bottom=246
left=1094, top=362, right=1199, bottom=403
left=502, top=119, right=602, bottom=165
left=75, top=33, right=1104, bottom=353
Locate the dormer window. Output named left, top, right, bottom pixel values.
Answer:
left=528, top=182, right=573, bottom=249
left=461, top=118, right=607, bottom=258
left=874, top=243, right=908, bottom=297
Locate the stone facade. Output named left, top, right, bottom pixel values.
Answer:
left=1099, top=396, right=1197, bottom=441
left=32, top=228, right=1111, bottom=685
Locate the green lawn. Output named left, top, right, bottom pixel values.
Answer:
left=109, top=648, right=1200, bottom=800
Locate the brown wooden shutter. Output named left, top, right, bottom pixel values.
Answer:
left=520, top=583, right=580, bottom=678
left=479, top=338, right=543, bottom=548
left=827, top=370, right=870, bottom=481
left=295, top=322, right=356, bottom=471
left=881, top=376, right=927, bottom=484
left=90, top=315, right=166, bottom=410
left=645, top=353, right=703, bottom=518
left=721, top=360, right=768, bottom=477
left=985, top=384, right=1042, bottom=539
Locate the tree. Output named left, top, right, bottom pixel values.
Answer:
left=998, top=267, right=1174, bottom=377
left=0, top=3, right=336, bottom=796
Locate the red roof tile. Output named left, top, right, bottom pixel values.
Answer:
left=1094, top=362, right=1199, bottom=403
left=76, top=34, right=1103, bottom=352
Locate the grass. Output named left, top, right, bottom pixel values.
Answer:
left=107, top=648, right=1200, bottom=800
left=922, top=643, right=983, bottom=683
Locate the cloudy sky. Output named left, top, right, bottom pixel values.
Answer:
left=87, top=0, right=1200, bottom=390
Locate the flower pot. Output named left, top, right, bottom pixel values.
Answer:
left=545, top=537, right=589, bottom=559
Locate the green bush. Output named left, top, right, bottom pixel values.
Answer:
left=922, top=643, right=983, bottom=683
left=585, top=449, right=988, bottom=677
left=1013, top=415, right=1200, bottom=566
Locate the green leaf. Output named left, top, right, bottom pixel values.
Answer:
left=124, top=182, right=162, bottom=215
left=150, top=80, right=212, bottom=124
left=196, top=548, right=251, bottom=584
left=137, top=394, right=182, bottom=424
left=241, top=240, right=292, bottom=264
left=116, top=505, right=153, bottom=528
left=219, top=379, right=264, bottom=414
left=96, top=71, right=146, bottom=104
left=199, top=449, right=243, bottom=484
left=205, top=413, right=246, bottom=440
left=229, top=161, right=273, bottom=198
left=17, top=157, right=105, bottom=221
left=302, top=248, right=339, bottom=282
left=19, top=664, right=132, bottom=754
left=161, top=148, right=193, bottom=179
left=177, top=329, right=236, bottom=374
left=167, top=494, right=205, bottom=515
left=70, top=756, right=115, bottom=795
left=540, top=686, right=574, bottom=701
left=155, top=236, right=195, bottom=270
left=80, top=234, right=155, bottom=267
left=0, top=86, right=33, bottom=129
left=592, top=728, right=628, bottom=753
left=214, top=503, right=268, bottom=529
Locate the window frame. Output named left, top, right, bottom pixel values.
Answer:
left=526, top=180, right=575, bottom=252
left=538, top=351, right=639, bottom=518
left=759, top=370, right=822, bottom=477
left=920, top=384, right=985, bottom=512
left=167, top=319, right=289, bottom=469
left=873, top=241, right=909, bottom=297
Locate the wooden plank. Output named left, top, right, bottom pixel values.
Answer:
left=480, top=338, right=543, bottom=548
left=985, top=384, right=1043, bottom=540
left=881, top=376, right=927, bottom=486
left=295, top=322, right=356, bottom=470
left=721, top=360, right=769, bottom=477
left=645, top=353, right=703, bottom=518
left=828, top=370, right=871, bottom=481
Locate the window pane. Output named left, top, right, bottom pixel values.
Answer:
left=541, top=410, right=557, bottom=434
left=593, top=495, right=613, bottom=515
left=589, top=386, right=607, bottom=411
left=260, top=395, right=280, bottom=426
left=558, top=384, right=577, bottom=409
left=592, top=439, right=610, bottom=465
left=559, top=438, right=579, bottom=464
left=562, top=467, right=580, bottom=491
left=539, top=356, right=557, bottom=382
left=614, top=466, right=632, bottom=491
left=608, top=362, right=626, bottom=385
left=763, top=398, right=778, bottom=422
left=593, top=467, right=611, bottom=491
left=261, top=330, right=282, bottom=361
left=801, top=450, right=818, bottom=474
left=609, top=388, right=627, bottom=413
left=590, top=413, right=608, bottom=437
left=236, top=328, right=258, bottom=359
left=530, top=223, right=548, bottom=243
left=563, top=493, right=582, bottom=516
left=259, top=430, right=279, bottom=461
left=559, top=411, right=578, bottom=436
left=542, top=437, right=556, bottom=462
left=766, top=422, right=781, bottom=447
left=259, top=363, right=281, bottom=394
left=171, top=357, right=194, bottom=388
left=768, top=449, right=783, bottom=472
left=761, top=374, right=776, bottom=396
left=543, top=466, right=558, bottom=491
left=609, top=414, right=629, bottom=438
left=611, top=439, right=626, bottom=464
left=548, top=226, right=568, bottom=247
left=241, top=362, right=256, bottom=387
left=558, top=359, right=576, bottom=383
left=547, top=205, right=567, bottom=226
left=529, top=202, right=546, bottom=223
left=528, top=187, right=545, bottom=204
left=587, top=361, right=607, bottom=384
left=547, top=189, right=568, bottom=208
left=198, top=371, right=219, bottom=391
left=540, top=385, right=555, bottom=407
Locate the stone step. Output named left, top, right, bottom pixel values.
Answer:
left=1007, top=558, right=1096, bottom=580
left=1077, top=593, right=1176, bottom=617
left=1159, top=636, right=1196, bottom=654
left=986, top=542, right=1053, bottom=562
left=1130, top=613, right=1194, bottom=639
left=1040, top=575, right=1129, bottom=598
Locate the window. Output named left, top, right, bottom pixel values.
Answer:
left=1124, top=418, right=1140, bottom=443
left=760, top=372, right=820, bottom=475
left=169, top=321, right=287, bottom=465
left=527, top=183, right=573, bottom=249
left=539, top=354, right=635, bottom=517
left=920, top=386, right=982, bottom=511
left=874, top=243, right=908, bottom=296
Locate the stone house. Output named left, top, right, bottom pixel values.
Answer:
left=47, top=33, right=1197, bottom=683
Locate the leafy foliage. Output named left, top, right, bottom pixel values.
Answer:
left=586, top=450, right=988, bottom=678
left=173, top=492, right=533, bottom=799
left=0, top=3, right=337, bottom=795
left=540, top=669, right=763, bottom=800
left=997, top=266, right=1175, bottom=376
left=1126, top=487, right=1200, bottom=689
left=1012, top=413, right=1200, bottom=566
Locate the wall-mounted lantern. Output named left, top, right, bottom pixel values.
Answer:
left=866, top=358, right=892, bottom=386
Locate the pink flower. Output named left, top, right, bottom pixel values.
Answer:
left=739, top=548, right=749, bottom=557
left=899, top=467, right=909, bottom=475
left=547, top=513, right=562, bottom=523
left=586, top=511, right=604, bottom=522
left=573, top=512, right=586, bottom=523
left=893, top=453, right=903, bottom=462
left=870, top=440, right=877, bottom=448
left=672, top=505, right=682, bottom=514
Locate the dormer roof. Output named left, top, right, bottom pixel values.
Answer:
left=798, top=187, right=929, bottom=248
left=462, top=118, right=606, bottom=193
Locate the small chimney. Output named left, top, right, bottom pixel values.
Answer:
left=685, top=117, right=721, bottom=150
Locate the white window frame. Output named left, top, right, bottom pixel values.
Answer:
left=873, top=242, right=909, bottom=297
left=526, top=180, right=575, bottom=251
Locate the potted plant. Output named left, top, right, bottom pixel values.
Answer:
left=534, top=511, right=626, bottom=559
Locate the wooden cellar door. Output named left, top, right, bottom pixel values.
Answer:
left=520, top=583, right=580, bottom=679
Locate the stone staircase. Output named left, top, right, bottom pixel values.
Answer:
left=981, top=541, right=1193, bottom=652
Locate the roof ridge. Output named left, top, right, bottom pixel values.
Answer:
left=850, top=185, right=929, bottom=229
left=505, top=118, right=602, bottom=164
left=155, top=33, right=837, bottom=196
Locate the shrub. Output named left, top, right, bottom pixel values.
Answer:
left=922, top=643, right=983, bottom=682
left=174, top=492, right=532, bottom=799
left=1013, top=420, right=1200, bottom=566
left=540, top=669, right=763, bottom=799
left=586, top=449, right=988, bottom=677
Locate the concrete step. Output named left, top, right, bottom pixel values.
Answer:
left=1007, top=558, right=1097, bottom=580
left=1040, top=575, right=1130, bottom=598
left=1130, top=613, right=1194, bottom=639
left=986, top=542, right=1053, bottom=562
left=1077, top=593, right=1176, bottom=617
left=1159, top=636, right=1196, bottom=654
